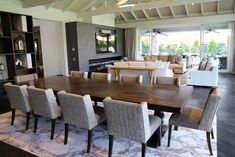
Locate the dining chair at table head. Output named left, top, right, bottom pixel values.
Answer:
left=70, top=71, right=88, bottom=79
left=103, top=97, right=161, bottom=157
left=14, top=73, right=38, bottom=84
left=91, top=72, right=111, bottom=81
left=4, top=83, right=31, bottom=130
left=153, top=76, right=180, bottom=85
left=168, top=87, right=221, bottom=156
left=27, top=86, right=61, bottom=140
left=57, top=91, right=105, bottom=153
left=118, top=74, right=143, bottom=84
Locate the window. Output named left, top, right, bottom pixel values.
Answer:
left=138, top=24, right=229, bottom=71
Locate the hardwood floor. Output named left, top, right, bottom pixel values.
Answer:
left=217, top=73, right=235, bottom=157
left=0, top=73, right=234, bottom=157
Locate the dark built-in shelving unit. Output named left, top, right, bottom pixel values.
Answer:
left=0, top=11, right=36, bottom=82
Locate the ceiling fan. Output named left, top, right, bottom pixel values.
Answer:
left=152, top=29, right=168, bottom=36
left=205, top=28, right=220, bottom=34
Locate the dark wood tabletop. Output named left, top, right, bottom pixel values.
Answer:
left=31, top=76, right=193, bottom=113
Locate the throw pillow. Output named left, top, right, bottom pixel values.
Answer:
left=205, top=60, right=214, bottom=71
left=175, top=56, right=183, bottom=64
left=198, top=59, right=207, bottom=70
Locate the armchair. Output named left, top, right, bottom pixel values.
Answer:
left=187, top=65, right=218, bottom=87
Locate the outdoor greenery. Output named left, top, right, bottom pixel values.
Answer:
left=190, top=40, right=200, bottom=55
left=141, top=36, right=227, bottom=57
left=206, top=40, right=217, bottom=57
left=175, top=42, right=186, bottom=56
left=141, top=38, right=150, bottom=55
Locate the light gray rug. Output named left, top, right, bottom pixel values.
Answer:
left=0, top=111, right=216, bottom=157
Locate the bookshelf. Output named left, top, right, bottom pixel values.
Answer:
left=0, top=11, right=36, bottom=82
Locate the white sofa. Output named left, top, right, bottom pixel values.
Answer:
left=107, top=61, right=173, bottom=83
left=186, top=65, right=218, bottom=87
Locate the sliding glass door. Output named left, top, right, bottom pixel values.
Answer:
left=138, top=24, right=229, bottom=71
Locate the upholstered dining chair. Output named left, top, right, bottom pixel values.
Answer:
left=4, top=83, right=31, bottom=130
left=118, top=74, right=143, bottom=84
left=153, top=76, right=180, bottom=85
left=152, top=76, right=181, bottom=119
left=91, top=72, right=111, bottom=81
left=167, top=88, right=221, bottom=156
left=27, top=86, right=61, bottom=140
left=70, top=71, right=88, bottom=79
left=57, top=91, right=105, bottom=153
left=103, top=97, right=162, bottom=157
left=14, top=73, right=38, bottom=84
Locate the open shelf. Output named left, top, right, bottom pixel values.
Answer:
left=0, top=11, right=36, bottom=84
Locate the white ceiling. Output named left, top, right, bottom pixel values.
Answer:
left=21, top=0, right=235, bottom=27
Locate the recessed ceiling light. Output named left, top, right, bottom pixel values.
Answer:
left=192, top=3, right=194, bottom=5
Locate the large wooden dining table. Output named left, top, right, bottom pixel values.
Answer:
left=32, top=76, right=193, bottom=113
left=30, top=75, right=193, bottom=147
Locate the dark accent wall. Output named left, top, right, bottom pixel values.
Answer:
left=66, top=22, right=125, bottom=72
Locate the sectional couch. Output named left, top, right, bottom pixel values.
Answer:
left=143, top=55, right=188, bottom=74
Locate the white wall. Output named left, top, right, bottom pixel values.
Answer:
left=33, top=19, right=68, bottom=77
left=92, top=14, right=115, bottom=27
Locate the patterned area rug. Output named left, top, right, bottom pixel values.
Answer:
left=0, top=111, right=216, bottom=157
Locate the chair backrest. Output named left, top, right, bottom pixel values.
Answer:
left=27, top=86, right=59, bottom=119
left=103, top=97, right=151, bottom=143
left=57, top=91, right=97, bottom=130
left=119, top=74, right=143, bottom=84
left=153, top=76, right=180, bottom=85
left=91, top=72, right=111, bottom=81
left=4, top=83, right=31, bottom=112
left=199, top=88, right=221, bottom=131
left=15, top=73, right=38, bottom=84
left=70, top=71, right=88, bottom=79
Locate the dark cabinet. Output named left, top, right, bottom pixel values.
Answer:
left=0, top=11, right=36, bottom=82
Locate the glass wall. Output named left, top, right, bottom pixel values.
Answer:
left=138, top=24, right=229, bottom=70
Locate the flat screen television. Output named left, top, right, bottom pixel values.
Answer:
left=95, top=29, right=116, bottom=54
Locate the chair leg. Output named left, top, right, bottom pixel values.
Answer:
left=211, top=128, right=214, bottom=139
left=108, top=135, right=114, bottom=157
left=87, top=129, right=93, bottom=153
left=25, top=112, right=30, bottom=130
left=142, top=143, right=146, bottom=157
left=51, top=119, right=56, bottom=140
left=168, top=124, right=172, bottom=147
left=206, top=132, right=213, bottom=156
left=157, top=125, right=161, bottom=146
left=11, top=109, right=16, bottom=126
left=64, top=123, right=69, bottom=145
left=174, top=126, right=178, bottom=131
left=34, top=115, right=38, bottom=133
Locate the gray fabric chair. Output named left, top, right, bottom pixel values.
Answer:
left=57, top=91, right=105, bottom=153
left=153, top=76, right=180, bottom=85
left=118, top=74, right=143, bottom=84
left=14, top=73, right=38, bottom=84
left=168, top=88, right=221, bottom=156
left=91, top=72, right=111, bottom=81
left=27, top=86, right=61, bottom=139
left=4, top=83, right=31, bottom=130
left=103, top=97, right=161, bottom=157
left=70, top=71, right=88, bottom=79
